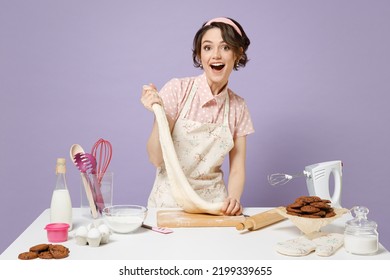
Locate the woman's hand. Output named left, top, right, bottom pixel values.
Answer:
left=221, top=197, right=243, bottom=216
left=141, top=83, right=162, bottom=111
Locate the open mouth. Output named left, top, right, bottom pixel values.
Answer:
left=210, top=63, right=225, bottom=71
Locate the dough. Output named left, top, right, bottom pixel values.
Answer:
left=152, top=104, right=223, bottom=215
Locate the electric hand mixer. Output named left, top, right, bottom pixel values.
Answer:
left=268, top=160, right=343, bottom=208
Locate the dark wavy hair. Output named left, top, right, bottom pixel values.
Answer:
left=192, top=18, right=250, bottom=70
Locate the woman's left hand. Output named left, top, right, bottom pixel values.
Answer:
left=221, top=197, right=243, bottom=216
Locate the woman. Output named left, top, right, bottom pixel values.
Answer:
left=141, top=17, right=254, bottom=216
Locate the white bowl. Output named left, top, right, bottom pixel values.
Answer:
left=102, top=205, right=147, bottom=233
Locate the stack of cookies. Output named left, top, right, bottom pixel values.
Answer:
left=18, top=244, right=70, bottom=260
left=286, top=196, right=336, bottom=218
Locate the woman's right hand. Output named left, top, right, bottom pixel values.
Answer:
left=141, top=83, right=163, bottom=111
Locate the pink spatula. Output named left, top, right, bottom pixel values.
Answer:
left=142, top=224, right=173, bottom=234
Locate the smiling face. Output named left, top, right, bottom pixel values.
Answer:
left=199, top=28, right=238, bottom=94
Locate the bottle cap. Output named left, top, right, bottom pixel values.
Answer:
left=56, top=158, right=66, bottom=174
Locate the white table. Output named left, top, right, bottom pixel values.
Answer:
left=1, top=207, right=389, bottom=260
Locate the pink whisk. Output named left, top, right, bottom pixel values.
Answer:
left=91, top=138, right=112, bottom=184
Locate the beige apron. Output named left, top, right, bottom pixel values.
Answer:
left=148, top=81, right=234, bottom=208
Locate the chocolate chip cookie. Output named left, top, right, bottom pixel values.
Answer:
left=285, top=196, right=336, bottom=219
left=49, top=244, right=70, bottom=259
left=29, top=243, right=50, bottom=253
left=18, top=251, right=38, bottom=260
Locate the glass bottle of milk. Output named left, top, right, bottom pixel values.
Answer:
left=50, top=158, right=73, bottom=230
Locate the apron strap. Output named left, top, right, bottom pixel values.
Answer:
left=222, top=93, right=230, bottom=126
left=179, top=81, right=198, bottom=119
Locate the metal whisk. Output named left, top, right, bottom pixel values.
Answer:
left=267, top=171, right=310, bottom=186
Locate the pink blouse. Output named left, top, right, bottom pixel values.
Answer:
left=159, top=73, right=255, bottom=138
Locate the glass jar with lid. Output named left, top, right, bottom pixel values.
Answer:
left=344, top=206, right=378, bottom=255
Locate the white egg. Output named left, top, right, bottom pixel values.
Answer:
left=87, top=223, right=95, bottom=231
left=98, top=224, right=110, bottom=234
left=98, top=224, right=111, bottom=244
left=74, top=226, right=88, bottom=246
left=75, top=226, right=88, bottom=237
left=87, top=228, right=102, bottom=247
left=88, top=228, right=101, bottom=238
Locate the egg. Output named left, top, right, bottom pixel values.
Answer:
left=86, top=223, right=95, bottom=231
left=98, top=224, right=111, bottom=244
left=74, top=226, right=88, bottom=246
left=87, top=228, right=102, bottom=247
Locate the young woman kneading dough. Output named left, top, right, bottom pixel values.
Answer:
left=140, top=17, right=254, bottom=216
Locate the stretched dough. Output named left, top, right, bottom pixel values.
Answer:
left=152, top=103, right=223, bottom=215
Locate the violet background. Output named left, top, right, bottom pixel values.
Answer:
left=1, top=0, right=389, bottom=255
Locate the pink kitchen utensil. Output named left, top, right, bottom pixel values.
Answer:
left=73, top=152, right=93, bottom=173
left=74, top=152, right=106, bottom=213
left=91, top=138, right=112, bottom=184
left=75, top=152, right=97, bottom=174
left=142, top=224, right=173, bottom=234
left=70, top=144, right=98, bottom=219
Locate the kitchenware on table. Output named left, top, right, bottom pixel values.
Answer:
left=344, top=206, right=378, bottom=255
left=235, top=209, right=286, bottom=231
left=70, top=144, right=98, bottom=218
left=142, top=223, right=173, bottom=234
left=44, top=223, right=70, bottom=242
left=102, top=205, right=147, bottom=233
left=157, top=210, right=246, bottom=227
left=268, top=160, right=343, bottom=208
left=73, top=152, right=96, bottom=174
left=74, top=152, right=106, bottom=213
left=86, top=171, right=114, bottom=209
left=91, top=138, right=112, bottom=184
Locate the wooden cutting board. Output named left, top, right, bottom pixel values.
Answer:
left=157, top=210, right=246, bottom=227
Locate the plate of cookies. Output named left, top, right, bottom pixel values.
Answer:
left=276, top=196, right=349, bottom=235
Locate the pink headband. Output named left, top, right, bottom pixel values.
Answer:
left=205, top=17, right=242, bottom=36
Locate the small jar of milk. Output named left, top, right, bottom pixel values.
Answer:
left=344, top=206, right=378, bottom=255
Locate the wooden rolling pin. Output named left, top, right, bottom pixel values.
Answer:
left=157, top=210, right=246, bottom=227
left=236, top=209, right=286, bottom=231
